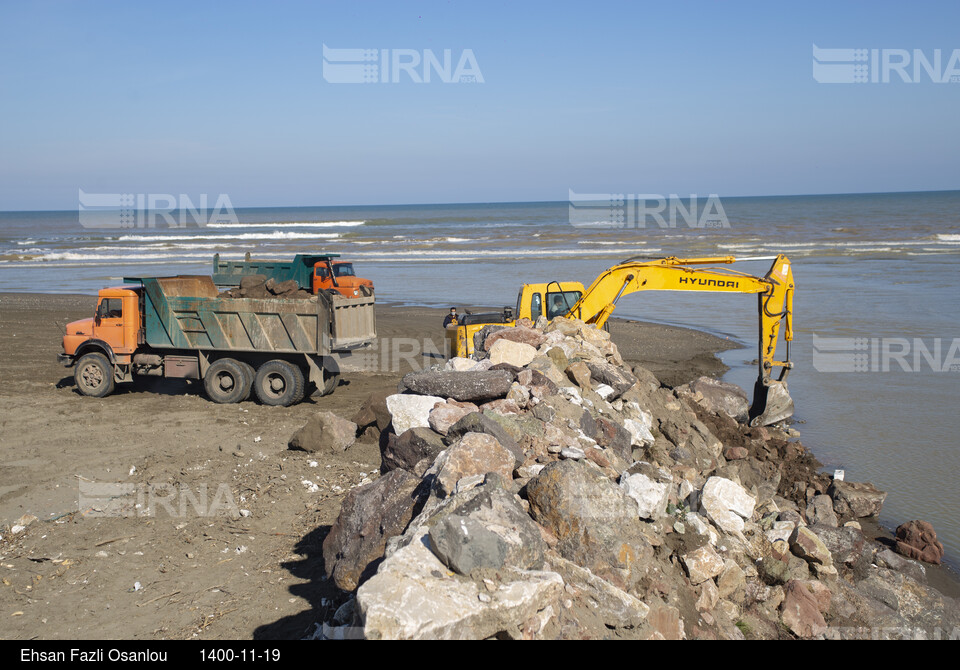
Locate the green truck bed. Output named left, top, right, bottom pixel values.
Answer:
left=132, top=276, right=374, bottom=354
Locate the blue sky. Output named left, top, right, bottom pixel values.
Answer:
left=1, top=1, right=959, bottom=209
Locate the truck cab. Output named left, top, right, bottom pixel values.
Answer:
left=312, top=260, right=374, bottom=298
left=61, top=286, right=142, bottom=365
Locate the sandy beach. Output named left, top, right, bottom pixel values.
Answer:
left=0, top=293, right=736, bottom=639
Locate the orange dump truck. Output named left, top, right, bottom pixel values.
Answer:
left=58, top=275, right=376, bottom=406
left=212, top=253, right=374, bottom=298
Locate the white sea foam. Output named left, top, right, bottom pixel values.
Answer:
left=346, top=247, right=661, bottom=260
left=29, top=251, right=245, bottom=262
left=115, top=232, right=341, bottom=242
left=204, top=220, right=365, bottom=228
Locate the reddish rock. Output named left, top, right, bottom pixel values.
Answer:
left=479, top=398, right=522, bottom=415
left=435, top=433, right=515, bottom=497
left=428, top=402, right=477, bottom=435
left=724, top=446, right=749, bottom=460
left=780, top=580, right=827, bottom=638
left=484, top=326, right=546, bottom=351
left=895, top=520, right=945, bottom=565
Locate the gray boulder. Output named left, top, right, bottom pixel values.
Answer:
left=828, top=480, right=887, bottom=519
left=526, top=460, right=651, bottom=590
left=584, top=360, right=637, bottom=399
left=808, top=524, right=867, bottom=568
left=381, top=427, right=446, bottom=475
left=677, top=376, right=749, bottom=423
left=400, top=370, right=515, bottom=403
left=428, top=487, right=546, bottom=575
left=429, top=515, right=509, bottom=575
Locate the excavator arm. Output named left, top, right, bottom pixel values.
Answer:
left=566, top=255, right=795, bottom=426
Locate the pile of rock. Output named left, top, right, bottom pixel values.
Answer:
left=219, top=274, right=315, bottom=300
left=311, top=317, right=958, bottom=640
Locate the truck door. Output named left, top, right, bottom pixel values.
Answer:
left=93, top=297, right=125, bottom=350
left=313, top=263, right=333, bottom=293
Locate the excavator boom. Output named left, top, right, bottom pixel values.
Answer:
left=566, top=255, right=795, bottom=426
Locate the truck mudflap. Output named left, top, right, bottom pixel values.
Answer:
left=57, top=353, right=73, bottom=367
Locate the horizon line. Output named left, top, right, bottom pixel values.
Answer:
left=2, top=187, right=959, bottom=214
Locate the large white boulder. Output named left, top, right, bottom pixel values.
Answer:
left=619, top=473, right=670, bottom=521
left=700, top=477, right=756, bottom=537
left=488, top=339, right=538, bottom=368
left=357, top=525, right=563, bottom=640
left=386, top=394, right=445, bottom=435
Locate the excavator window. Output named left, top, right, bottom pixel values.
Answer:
left=546, top=291, right=582, bottom=318
left=530, top=293, right=542, bottom=321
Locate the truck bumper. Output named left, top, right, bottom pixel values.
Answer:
left=57, top=353, right=74, bottom=367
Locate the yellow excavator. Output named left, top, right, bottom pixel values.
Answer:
left=445, top=254, right=795, bottom=426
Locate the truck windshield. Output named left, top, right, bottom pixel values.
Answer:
left=333, top=264, right=356, bottom=277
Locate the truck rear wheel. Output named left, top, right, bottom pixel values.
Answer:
left=321, top=358, right=341, bottom=396
left=236, top=361, right=256, bottom=402
left=75, top=352, right=115, bottom=398
left=254, top=360, right=305, bottom=406
left=204, top=358, right=249, bottom=404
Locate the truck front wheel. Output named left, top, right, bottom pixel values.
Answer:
left=204, top=358, right=249, bottom=404
left=254, top=360, right=305, bottom=406
left=75, top=352, right=115, bottom=398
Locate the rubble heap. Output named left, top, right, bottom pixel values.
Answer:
left=310, top=317, right=958, bottom=639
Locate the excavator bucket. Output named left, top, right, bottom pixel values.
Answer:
left=748, top=379, right=794, bottom=427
